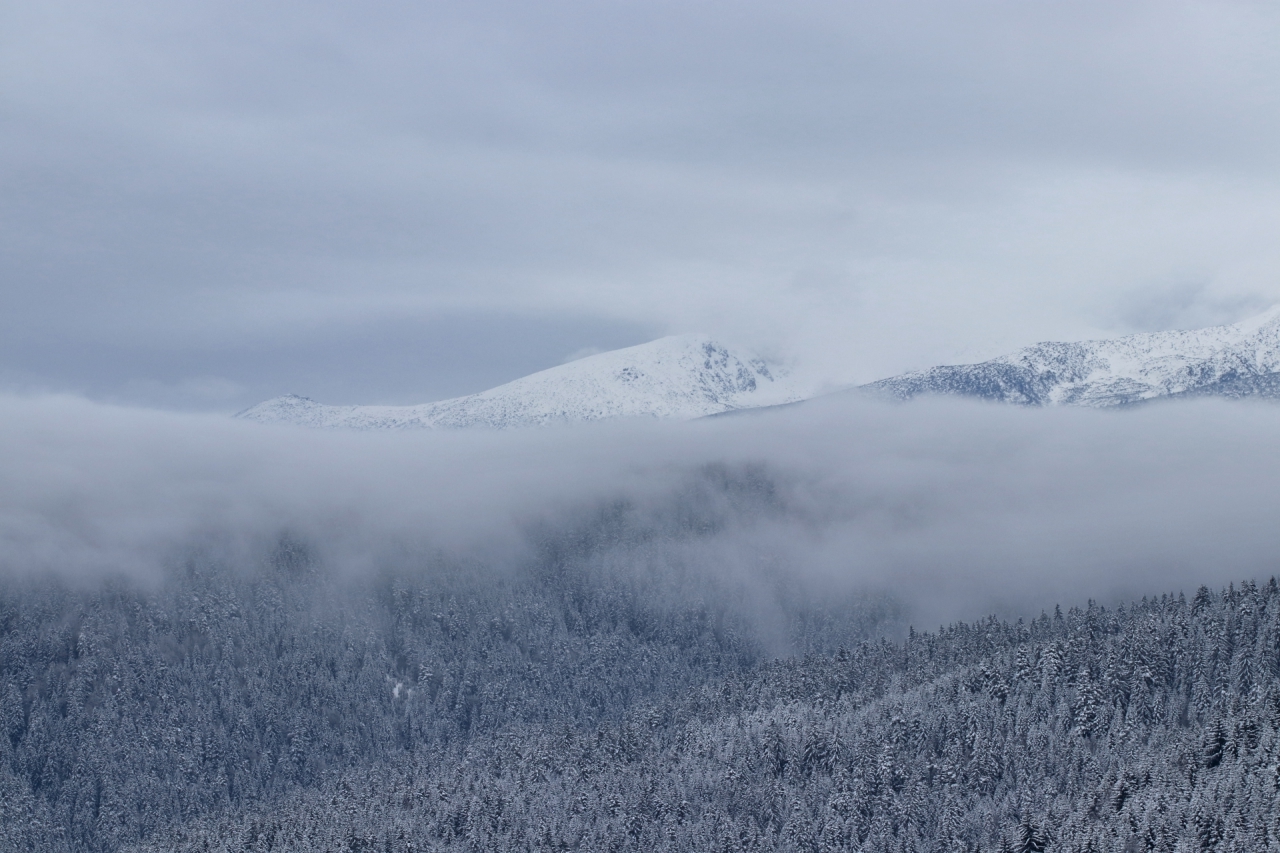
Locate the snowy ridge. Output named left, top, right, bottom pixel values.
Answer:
left=864, top=306, right=1280, bottom=407
left=236, top=335, right=804, bottom=429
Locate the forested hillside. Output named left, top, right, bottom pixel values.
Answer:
left=124, top=580, right=1280, bottom=853
left=3, top=469, right=1279, bottom=851
left=0, top=468, right=892, bottom=851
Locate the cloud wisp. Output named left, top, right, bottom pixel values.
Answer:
left=3, top=393, right=1279, bottom=630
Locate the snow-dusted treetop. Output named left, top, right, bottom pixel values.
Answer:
left=236, top=334, right=804, bottom=429
left=864, top=305, right=1280, bottom=407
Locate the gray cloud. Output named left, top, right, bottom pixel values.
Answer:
left=1111, top=280, right=1274, bottom=334
left=4, top=392, right=1280, bottom=629
left=0, top=310, right=654, bottom=410
left=4, top=1, right=1280, bottom=405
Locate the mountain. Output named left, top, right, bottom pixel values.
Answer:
left=238, top=308, right=1280, bottom=426
left=864, top=306, right=1280, bottom=407
left=236, top=334, right=804, bottom=429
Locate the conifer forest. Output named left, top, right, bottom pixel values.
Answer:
left=4, top=466, right=1280, bottom=852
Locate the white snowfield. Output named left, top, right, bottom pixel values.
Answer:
left=866, top=306, right=1280, bottom=407
left=236, top=335, right=805, bottom=429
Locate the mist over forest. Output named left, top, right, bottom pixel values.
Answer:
left=7, top=391, right=1280, bottom=620
left=5, top=393, right=1280, bottom=850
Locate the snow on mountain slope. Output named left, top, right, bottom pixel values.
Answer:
left=236, top=335, right=805, bottom=429
left=864, top=306, right=1280, bottom=407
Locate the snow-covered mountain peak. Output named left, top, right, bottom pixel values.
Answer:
left=236, top=334, right=805, bottom=429
left=1229, top=303, right=1280, bottom=336
left=865, top=307, right=1280, bottom=407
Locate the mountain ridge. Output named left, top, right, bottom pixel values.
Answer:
left=863, top=305, right=1280, bottom=407
left=238, top=308, right=1280, bottom=428
left=236, top=334, right=805, bottom=429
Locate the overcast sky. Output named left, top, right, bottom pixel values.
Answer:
left=4, top=0, right=1280, bottom=410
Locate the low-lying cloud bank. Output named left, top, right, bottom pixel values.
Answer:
left=2, top=392, right=1279, bottom=628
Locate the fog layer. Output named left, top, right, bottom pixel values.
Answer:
left=2, top=393, right=1278, bottom=627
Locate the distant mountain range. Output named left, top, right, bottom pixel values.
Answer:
left=238, top=308, right=1280, bottom=428
left=864, top=306, right=1280, bottom=407
left=236, top=335, right=805, bottom=429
